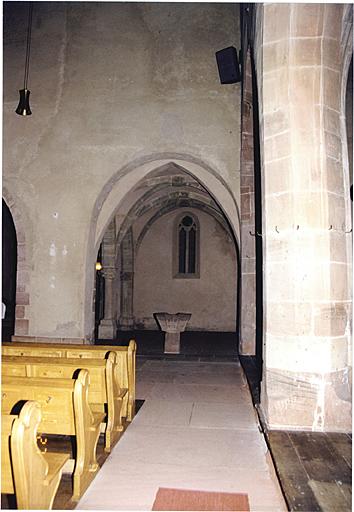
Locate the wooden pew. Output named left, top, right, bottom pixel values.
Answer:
left=2, top=352, right=127, bottom=452
left=3, top=340, right=137, bottom=421
left=2, top=370, right=105, bottom=500
left=2, top=400, right=69, bottom=509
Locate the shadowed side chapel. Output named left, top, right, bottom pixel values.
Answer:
left=2, top=2, right=352, bottom=511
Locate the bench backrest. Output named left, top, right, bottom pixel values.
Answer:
left=2, top=340, right=136, bottom=391
left=1, top=370, right=91, bottom=436
left=2, top=352, right=118, bottom=405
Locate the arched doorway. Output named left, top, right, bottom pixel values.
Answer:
left=2, top=199, right=18, bottom=341
left=86, top=156, right=240, bottom=357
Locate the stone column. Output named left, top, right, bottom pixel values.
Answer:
left=258, top=3, right=352, bottom=431
left=98, top=219, right=117, bottom=340
left=98, top=267, right=117, bottom=339
left=118, top=228, right=135, bottom=330
left=119, top=271, right=134, bottom=330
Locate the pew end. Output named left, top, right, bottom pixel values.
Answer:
left=2, top=370, right=104, bottom=502
left=2, top=400, right=69, bottom=510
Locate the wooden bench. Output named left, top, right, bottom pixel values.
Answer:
left=2, top=400, right=69, bottom=509
left=2, top=352, right=127, bottom=452
left=3, top=340, right=136, bottom=421
left=2, top=370, right=105, bottom=500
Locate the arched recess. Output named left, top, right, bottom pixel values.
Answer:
left=340, top=5, right=353, bottom=203
left=339, top=5, right=353, bottom=369
left=112, top=193, right=236, bottom=337
left=133, top=206, right=238, bottom=333
left=2, top=188, right=30, bottom=338
left=84, top=153, right=241, bottom=339
left=340, top=6, right=353, bottom=207
left=2, top=200, right=17, bottom=340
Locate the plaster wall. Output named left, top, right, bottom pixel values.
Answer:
left=134, top=208, right=237, bottom=331
left=3, top=2, right=241, bottom=339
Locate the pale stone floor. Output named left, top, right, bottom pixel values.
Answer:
left=76, top=358, right=286, bottom=511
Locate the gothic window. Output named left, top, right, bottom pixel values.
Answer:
left=174, top=213, right=199, bottom=278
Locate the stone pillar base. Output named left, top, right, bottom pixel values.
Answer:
left=98, top=319, right=116, bottom=339
left=164, top=332, right=181, bottom=354
left=262, top=367, right=352, bottom=432
left=118, top=317, right=135, bottom=331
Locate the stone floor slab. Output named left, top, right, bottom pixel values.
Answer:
left=76, top=359, right=286, bottom=511
left=142, top=382, right=251, bottom=403
left=102, top=423, right=269, bottom=470
left=171, top=371, right=245, bottom=386
left=77, top=461, right=285, bottom=511
left=138, top=370, right=244, bottom=386
left=190, top=401, right=259, bottom=430
left=138, top=371, right=177, bottom=383
left=140, top=360, right=242, bottom=373
left=133, top=399, right=194, bottom=427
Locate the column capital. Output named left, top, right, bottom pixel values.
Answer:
left=102, top=267, right=116, bottom=280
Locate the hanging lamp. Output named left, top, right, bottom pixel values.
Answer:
left=16, top=2, right=33, bottom=116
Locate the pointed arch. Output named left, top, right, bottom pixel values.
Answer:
left=84, top=153, right=241, bottom=338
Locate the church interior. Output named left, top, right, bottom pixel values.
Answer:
left=2, top=1, right=353, bottom=511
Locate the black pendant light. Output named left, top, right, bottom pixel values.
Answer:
left=16, top=2, right=33, bottom=116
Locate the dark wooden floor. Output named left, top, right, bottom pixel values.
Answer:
left=266, top=430, right=352, bottom=512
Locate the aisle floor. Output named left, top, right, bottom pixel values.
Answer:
left=76, top=359, right=286, bottom=511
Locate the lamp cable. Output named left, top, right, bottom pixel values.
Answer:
left=23, top=1, right=33, bottom=90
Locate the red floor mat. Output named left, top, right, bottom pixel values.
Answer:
left=152, top=487, right=250, bottom=511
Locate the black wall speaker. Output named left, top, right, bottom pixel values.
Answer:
left=215, top=46, right=241, bottom=84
